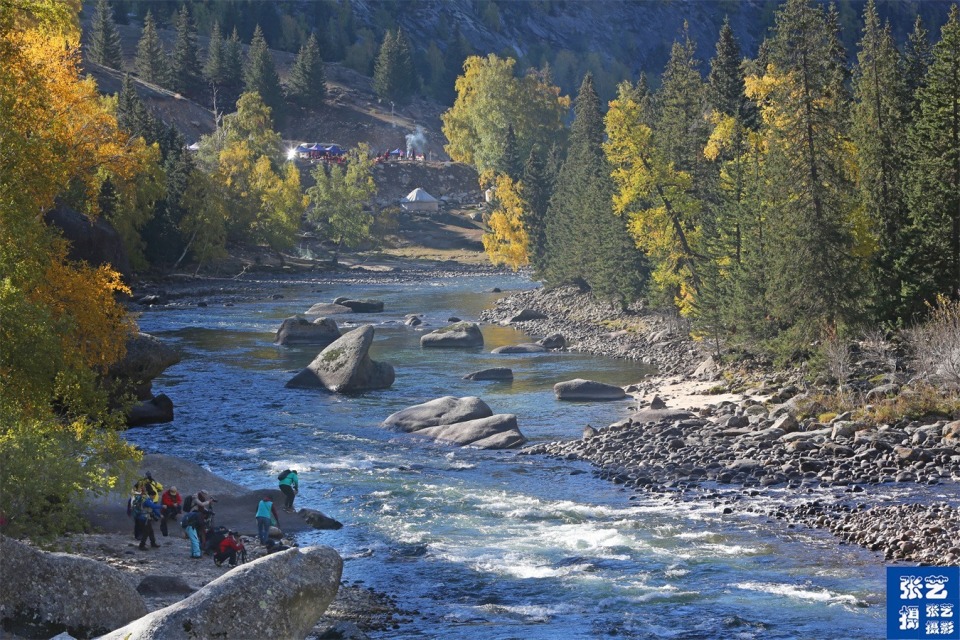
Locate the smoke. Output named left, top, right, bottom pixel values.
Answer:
left=405, top=126, right=426, bottom=157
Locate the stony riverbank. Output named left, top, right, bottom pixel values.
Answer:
left=484, top=285, right=960, bottom=566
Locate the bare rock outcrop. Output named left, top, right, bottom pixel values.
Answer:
left=99, top=546, right=343, bottom=640
left=0, top=535, right=147, bottom=638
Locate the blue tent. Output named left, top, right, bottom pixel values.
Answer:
left=389, top=148, right=403, bottom=156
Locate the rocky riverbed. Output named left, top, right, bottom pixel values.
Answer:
left=478, top=284, right=960, bottom=566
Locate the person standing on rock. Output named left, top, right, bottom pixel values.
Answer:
left=278, top=469, right=299, bottom=512
left=180, top=510, right=203, bottom=558
left=256, top=495, right=280, bottom=544
left=135, top=489, right=161, bottom=550
left=158, top=486, right=182, bottom=537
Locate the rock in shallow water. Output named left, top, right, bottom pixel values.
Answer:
left=286, top=325, right=394, bottom=393
left=274, top=316, right=340, bottom=346
left=381, top=396, right=493, bottom=432
left=554, top=378, right=626, bottom=401
left=420, top=322, right=484, bottom=348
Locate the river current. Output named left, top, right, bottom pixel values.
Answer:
left=129, top=273, right=887, bottom=639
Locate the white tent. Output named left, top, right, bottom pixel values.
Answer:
left=400, top=187, right=439, bottom=213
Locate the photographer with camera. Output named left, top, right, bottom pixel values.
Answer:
left=132, top=487, right=161, bottom=550
left=189, top=490, right=216, bottom=550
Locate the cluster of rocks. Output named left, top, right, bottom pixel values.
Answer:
left=777, top=502, right=960, bottom=565
left=524, top=396, right=960, bottom=562
left=382, top=396, right=526, bottom=449
left=479, top=285, right=704, bottom=374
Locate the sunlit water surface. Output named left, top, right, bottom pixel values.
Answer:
left=129, top=274, right=886, bottom=639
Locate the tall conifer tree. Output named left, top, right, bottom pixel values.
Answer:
left=244, top=25, right=283, bottom=117
left=903, top=5, right=960, bottom=309
left=851, top=0, right=909, bottom=321
left=373, top=29, right=416, bottom=103
left=286, top=33, right=327, bottom=107
left=762, top=0, right=861, bottom=338
left=521, top=144, right=551, bottom=276
left=170, top=4, right=201, bottom=99
left=903, top=16, right=933, bottom=111
left=221, top=27, right=245, bottom=111
left=88, top=0, right=123, bottom=69
left=135, top=10, right=168, bottom=87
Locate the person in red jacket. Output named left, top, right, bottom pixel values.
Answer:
left=158, top=486, right=183, bottom=537
left=214, top=531, right=245, bottom=567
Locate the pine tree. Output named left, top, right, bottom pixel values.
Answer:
left=286, top=33, right=327, bottom=107
left=762, top=0, right=862, bottom=338
left=135, top=10, right=169, bottom=87
left=204, top=21, right=225, bottom=88
left=545, top=74, right=647, bottom=305
left=221, top=27, right=245, bottom=111
left=851, top=0, right=909, bottom=322
left=500, top=125, right=522, bottom=181
left=88, top=0, right=123, bottom=69
left=170, top=4, right=201, bottom=99
left=903, top=15, right=933, bottom=111
left=116, top=74, right=157, bottom=142
left=655, top=23, right=709, bottom=180
left=707, top=18, right=743, bottom=117
left=902, top=5, right=960, bottom=310
left=373, top=29, right=416, bottom=103
left=244, top=25, right=283, bottom=117
left=521, top=144, right=551, bottom=276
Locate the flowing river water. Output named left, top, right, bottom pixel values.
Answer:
left=128, top=273, right=887, bottom=639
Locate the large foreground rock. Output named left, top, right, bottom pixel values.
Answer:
left=554, top=378, right=626, bottom=401
left=0, top=535, right=147, bottom=638
left=415, top=414, right=527, bottom=449
left=420, top=322, right=484, bottom=348
left=274, top=316, right=341, bottom=346
left=100, top=546, right=343, bottom=640
left=381, top=396, right=492, bottom=432
left=287, top=325, right=394, bottom=393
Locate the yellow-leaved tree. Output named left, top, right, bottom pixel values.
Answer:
left=604, top=86, right=704, bottom=314
left=482, top=174, right=530, bottom=270
left=0, top=3, right=142, bottom=538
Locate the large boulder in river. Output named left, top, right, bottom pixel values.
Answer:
left=305, top=302, right=352, bottom=315
left=299, top=508, right=344, bottom=530
left=420, top=322, right=484, bottom=348
left=274, top=316, right=341, bottom=346
left=287, top=325, right=394, bottom=393
left=415, top=414, right=527, bottom=449
left=126, top=393, right=174, bottom=427
left=0, top=535, right=147, bottom=638
left=100, top=546, right=342, bottom=640
left=554, top=378, right=626, bottom=401
left=333, top=298, right=384, bottom=313
left=464, top=367, right=514, bottom=381
left=491, top=343, right=547, bottom=354
left=109, top=332, right=181, bottom=387
left=382, top=396, right=493, bottom=432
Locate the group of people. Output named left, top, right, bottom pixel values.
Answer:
left=127, top=468, right=301, bottom=565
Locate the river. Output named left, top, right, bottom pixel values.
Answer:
left=128, top=272, right=886, bottom=639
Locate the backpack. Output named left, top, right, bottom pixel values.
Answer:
left=180, top=511, right=200, bottom=529
left=131, top=494, right=145, bottom=518
left=182, top=494, right=194, bottom=513
left=278, top=469, right=291, bottom=481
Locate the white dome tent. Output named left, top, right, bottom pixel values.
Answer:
left=400, top=187, right=439, bottom=213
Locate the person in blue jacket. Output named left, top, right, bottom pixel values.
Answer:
left=134, top=489, right=161, bottom=550
left=278, top=469, right=299, bottom=512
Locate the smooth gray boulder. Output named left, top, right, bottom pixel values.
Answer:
left=99, top=546, right=343, bottom=640
left=109, top=332, right=181, bottom=383
left=491, top=343, right=547, bottom=354
left=126, top=393, right=174, bottom=427
left=299, top=508, right=344, bottom=530
left=286, top=325, right=394, bottom=393
left=382, top=396, right=493, bottom=432
left=554, top=378, right=626, bottom=401
left=274, top=316, right=340, bottom=346
left=404, top=314, right=423, bottom=326
left=537, top=333, right=566, bottom=349
left=336, top=298, right=384, bottom=313
left=464, top=367, right=513, bottom=381
left=506, top=308, right=547, bottom=323
left=420, top=322, right=484, bottom=348
left=631, top=408, right=695, bottom=423
left=415, top=414, right=527, bottom=449
left=305, top=302, right=352, bottom=315
left=0, top=535, right=147, bottom=638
